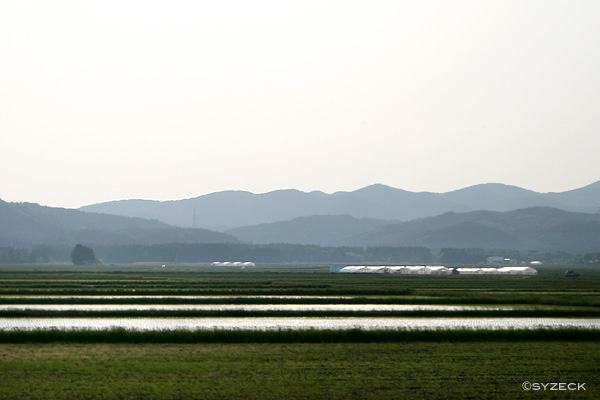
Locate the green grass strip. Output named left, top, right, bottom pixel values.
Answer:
left=0, top=288, right=415, bottom=296
left=0, top=295, right=596, bottom=304
left=1, top=309, right=600, bottom=318
left=2, top=294, right=599, bottom=307
left=0, top=327, right=598, bottom=343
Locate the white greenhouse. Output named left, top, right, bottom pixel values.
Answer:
left=211, top=261, right=255, bottom=267
left=456, top=268, right=483, bottom=275
left=497, top=266, right=538, bottom=275
left=335, top=265, right=537, bottom=276
left=426, top=266, right=451, bottom=274
left=340, top=266, right=368, bottom=273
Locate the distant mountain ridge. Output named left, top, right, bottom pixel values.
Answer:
left=2, top=183, right=600, bottom=253
left=0, top=199, right=239, bottom=247
left=226, top=215, right=393, bottom=246
left=344, top=206, right=600, bottom=253
left=80, top=181, right=600, bottom=231
left=226, top=207, right=600, bottom=253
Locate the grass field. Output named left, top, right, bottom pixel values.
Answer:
left=0, top=263, right=598, bottom=399
left=1, top=327, right=600, bottom=344
left=1, top=342, right=598, bottom=399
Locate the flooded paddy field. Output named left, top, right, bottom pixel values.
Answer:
left=1, top=264, right=599, bottom=399
left=0, top=263, right=599, bottom=334
left=2, top=263, right=599, bottom=299
left=2, top=316, right=600, bottom=332
left=0, top=303, right=554, bottom=312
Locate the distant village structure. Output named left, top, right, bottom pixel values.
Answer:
left=333, top=265, right=538, bottom=275
left=486, top=257, right=518, bottom=265
left=486, top=257, right=543, bottom=266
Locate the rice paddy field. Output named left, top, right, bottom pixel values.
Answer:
left=0, top=263, right=599, bottom=399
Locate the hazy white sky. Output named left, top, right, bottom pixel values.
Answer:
left=1, top=0, right=599, bottom=208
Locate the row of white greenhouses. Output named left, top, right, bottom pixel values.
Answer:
left=211, top=261, right=255, bottom=267
left=338, top=266, right=537, bottom=275
left=455, top=267, right=537, bottom=275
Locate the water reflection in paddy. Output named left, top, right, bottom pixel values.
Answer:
left=0, top=295, right=354, bottom=300
left=1, top=317, right=599, bottom=331
left=0, top=304, right=539, bottom=312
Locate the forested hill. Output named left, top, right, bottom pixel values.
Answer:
left=79, top=181, right=600, bottom=231
left=344, top=207, right=600, bottom=253
left=226, top=215, right=393, bottom=246
left=3, top=182, right=600, bottom=254
left=0, top=199, right=239, bottom=247
left=221, top=207, right=600, bottom=253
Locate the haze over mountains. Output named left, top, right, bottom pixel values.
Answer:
left=1, top=181, right=599, bottom=253
left=224, top=207, right=600, bottom=253
left=80, top=181, right=600, bottom=231
left=345, top=207, right=600, bottom=253
left=226, top=215, right=392, bottom=247
left=0, top=199, right=238, bottom=247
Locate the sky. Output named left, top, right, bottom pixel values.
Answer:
left=1, top=0, right=599, bottom=208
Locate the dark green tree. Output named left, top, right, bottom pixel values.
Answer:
left=439, top=248, right=486, bottom=264
left=71, top=244, right=98, bottom=265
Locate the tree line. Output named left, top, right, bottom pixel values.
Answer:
left=0, top=244, right=598, bottom=265
left=0, top=244, right=431, bottom=264
left=93, top=244, right=433, bottom=264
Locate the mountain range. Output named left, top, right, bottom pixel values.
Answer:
left=345, top=207, right=600, bottom=253
left=223, top=207, right=600, bottom=253
left=226, top=215, right=392, bottom=246
left=0, top=199, right=238, bottom=247
left=1, top=181, right=599, bottom=253
left=80, top=182, right=600, bottom=231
